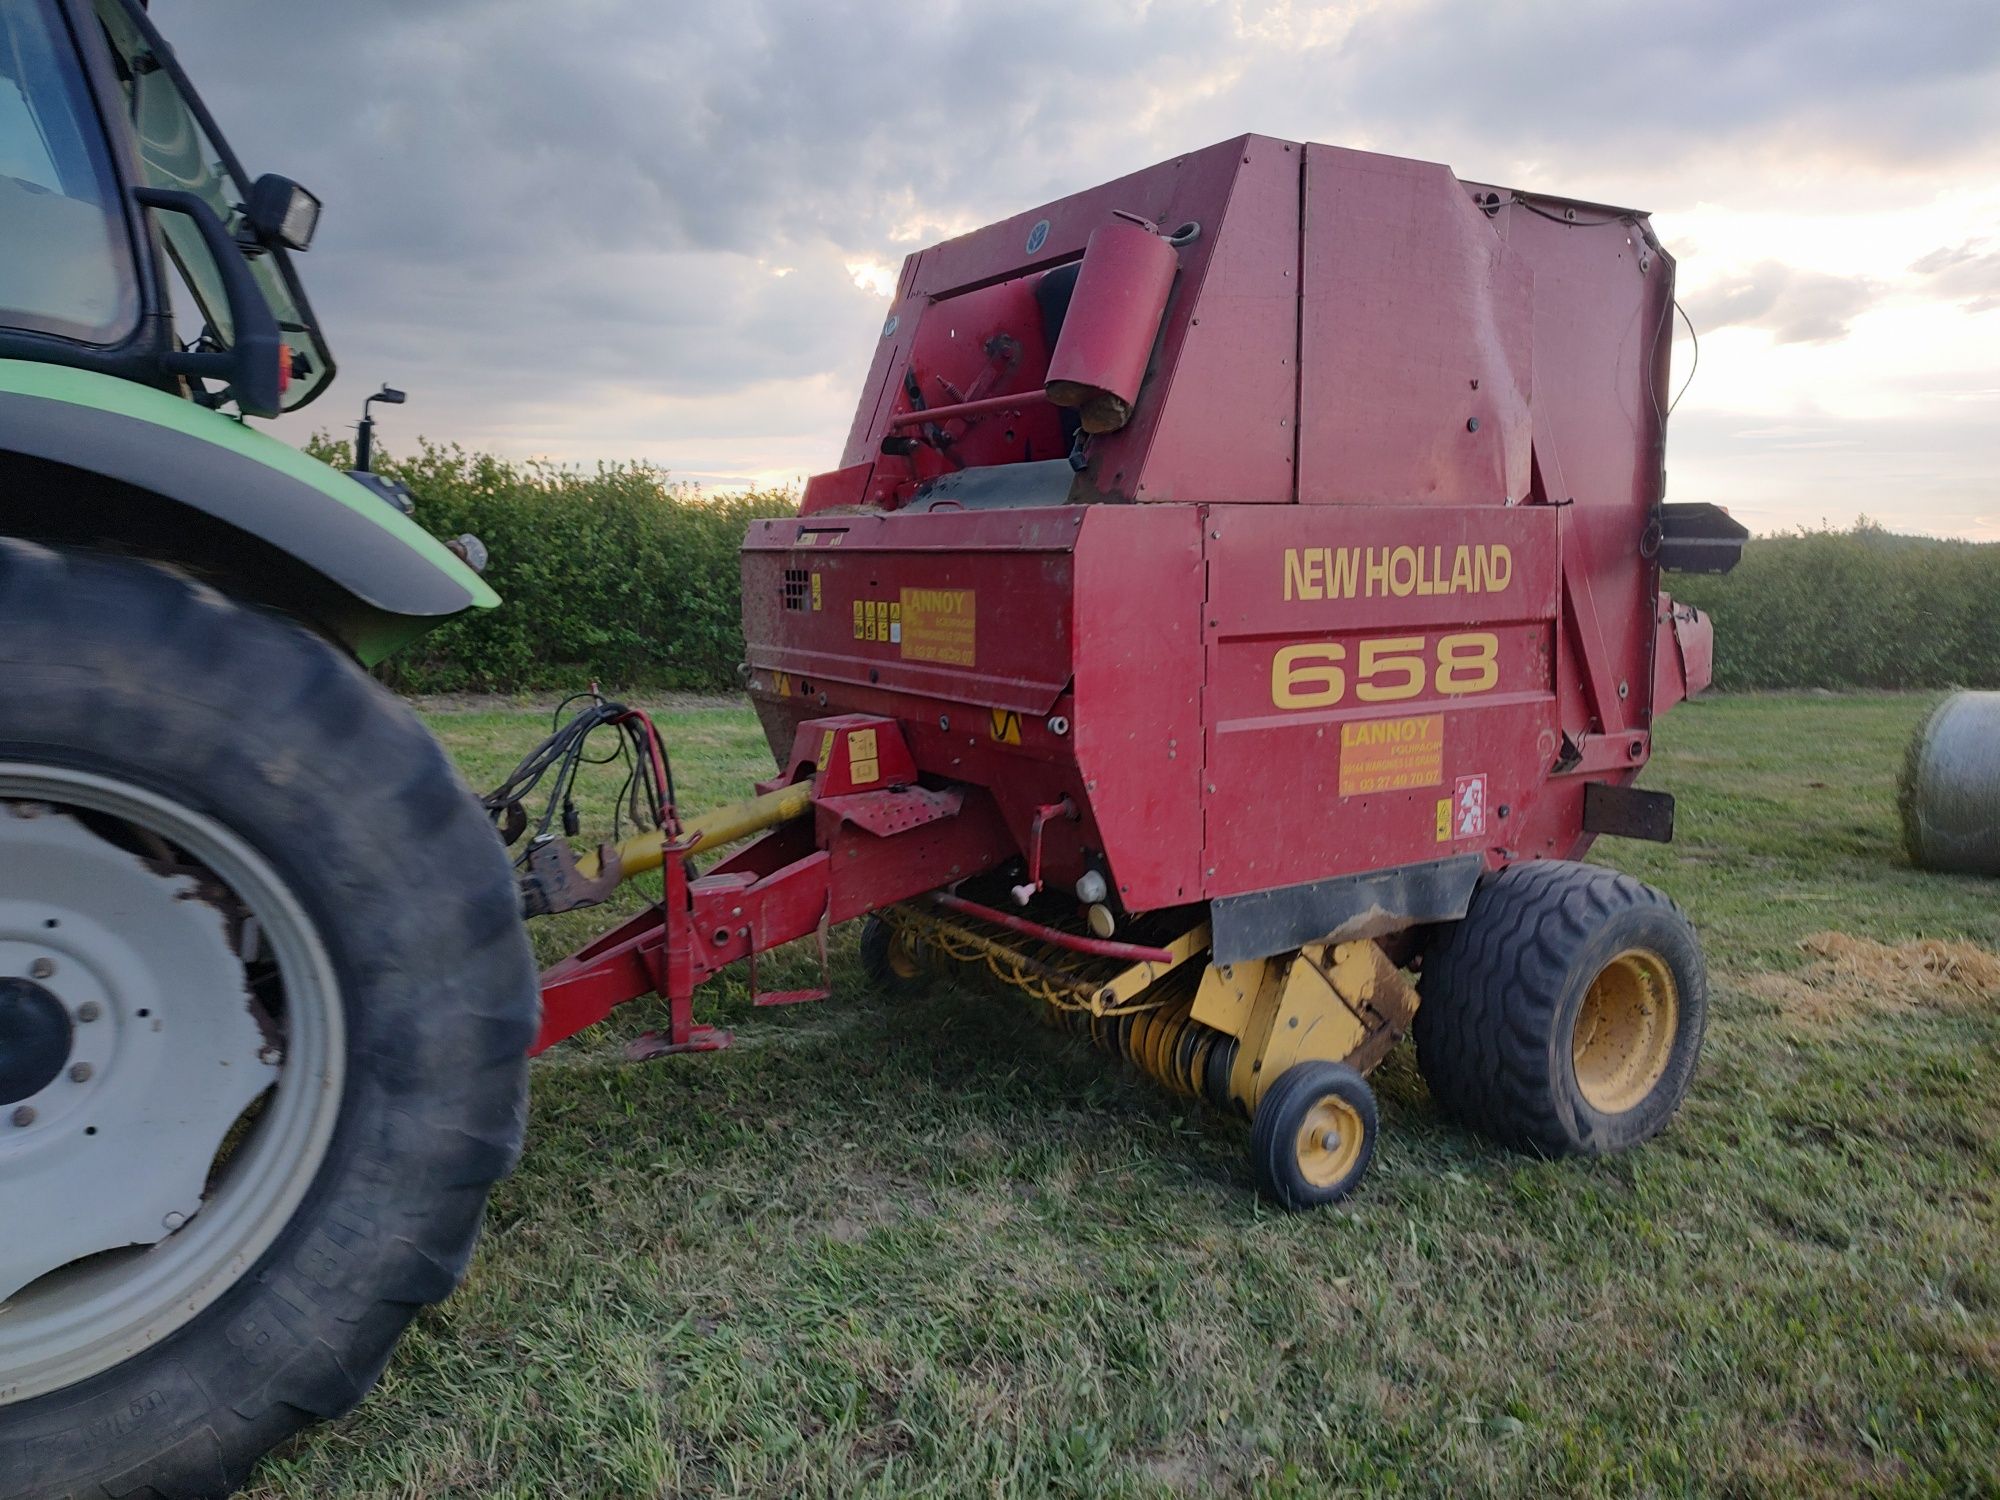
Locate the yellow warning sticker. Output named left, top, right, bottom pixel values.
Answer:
left=989, top=708, right=1022, bottom=745
left=1338, top=713, right=1444, bottom=797
left=810, top=574, right=822, bottom=611
left=818, top=728, right=836, bottom=770
left=848, top=727, right=879, bottom=785
left=1435, top=797, right=1453, bottom=842
left=899, top=587, right=975, bottom=666
left=852, top=598, right=903, bottom=644
left=773, top=670, right=793, bottom=698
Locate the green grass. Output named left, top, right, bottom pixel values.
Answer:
left=249, top=694, right=2000, bottom=1499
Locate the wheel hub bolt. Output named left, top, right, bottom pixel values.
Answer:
left=1321, top=1129, right=1342, bottom=1152
left=69, top=1062, right=92, bottom=1083
left=28, top=957, right=54, bottom=979
left=76, top=1002, right=100, bottom=1023
left=162, top=1211, right=186, bottom=1231
left=258, top=1045, right=282, bottom=1066
left=10, top=1105, right=35, bottom=1127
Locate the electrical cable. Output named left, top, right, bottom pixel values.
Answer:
left=1670, top=300, right=1699, bottom=414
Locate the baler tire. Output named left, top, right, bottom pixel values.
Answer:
left=0, top=543, right=538, bottom=1500
left=1248, top=1061, right=1378, bottom=1211
left=860, top=914, right=931, bottom=997
left=1413, top=859, right=1706, bottom=1159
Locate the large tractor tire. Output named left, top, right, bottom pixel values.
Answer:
left=1414, top=859, right=1706, bottom=1158
left=0, top=542, right=538, bottom=1499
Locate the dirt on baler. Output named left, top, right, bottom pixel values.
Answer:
left=509, top=134, right=1746, bottom=1209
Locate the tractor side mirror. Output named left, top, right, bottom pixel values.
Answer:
left=133, top=186, right=284, bottom=418
left=243, top=174, right=322, bottom=251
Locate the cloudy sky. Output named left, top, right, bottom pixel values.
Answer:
left=155, top=0, right=2000, bottom=538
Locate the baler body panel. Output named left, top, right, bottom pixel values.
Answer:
left=1297, top=146, right=1536, bottom=508
left=1201, top=503, right=1559, bottom=898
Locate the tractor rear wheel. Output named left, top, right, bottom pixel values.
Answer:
left=0, top=543, right=537, bottom=1499
left=1414, top=859, right=1706, bottom=1158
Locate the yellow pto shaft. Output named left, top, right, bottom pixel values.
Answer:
left=573, top=780, right=814, bottom=884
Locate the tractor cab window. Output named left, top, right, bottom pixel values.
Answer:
left=91, top=0, right=332, bottom=409
left=0, top=0, right=139, bottom=343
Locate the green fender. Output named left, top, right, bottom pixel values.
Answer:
left=0, top=360, right=497, bottom=664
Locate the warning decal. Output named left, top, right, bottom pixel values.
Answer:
left=853, top=598, right=902, bottom=643
left=848, top=728, right=880, bottom=785
left=989, top=708, right=1022, bottom=744
left=1452, top=774, right=1488, bottom=839
left=899, top=587, right=976, bottom=666
left=1337, top=713, right=1444, bottom=797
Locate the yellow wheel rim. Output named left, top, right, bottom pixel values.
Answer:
left=1294, top=1095, right=1367, bottom=1189
left=1571, top=947, right=1680, bottom=1114
left=887, top=934, right=923, bottom=980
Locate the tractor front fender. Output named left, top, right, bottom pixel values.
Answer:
left=0, top=360, right=496, bottom=665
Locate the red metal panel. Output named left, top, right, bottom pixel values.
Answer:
left=783, top=714, right=916, bottom=796
left=1468, top=189, right=1674, bottom=743
left=800, top=461, right=872, bottom=517
left=1128, top=137, right=1302, bottom=504
left=1201, top=505, right=1560, bottom=896
left=1297, top=147, right=1533, bottom=507
left=742, top=507, right=1078, bottom=715
left=1070, top=503, right=1206, bottom=910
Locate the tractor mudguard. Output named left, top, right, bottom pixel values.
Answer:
left=0, top=360, right=496, bottom=664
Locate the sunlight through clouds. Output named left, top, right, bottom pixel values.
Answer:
left=152, top=0, right=1999, bottom=535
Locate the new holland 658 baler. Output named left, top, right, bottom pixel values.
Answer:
left=516, top=134, right=1743, bottom=1208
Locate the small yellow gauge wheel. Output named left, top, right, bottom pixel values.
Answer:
left=1249, top=1061, right=1378, bottom=1210
left=860, top=914, right=931, bottom=997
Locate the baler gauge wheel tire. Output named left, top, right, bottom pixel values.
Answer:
left=860, top=915, right=931, bottom=997
left=1413, top=859, right=1707, bottom=1158
left=1249, top=1061, right=1378, bottom=1211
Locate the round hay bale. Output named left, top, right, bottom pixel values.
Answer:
left=1899, top=692, right=2000, bottom=876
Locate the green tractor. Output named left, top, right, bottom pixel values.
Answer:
left=0, top=2, right=537, bottom=1494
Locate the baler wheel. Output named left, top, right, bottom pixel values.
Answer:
left=1248, top=1061, right=1378, bottom=1210
left=1414, top=860, right=1707, bottom=1158
left=860, top=915, right=932, bottom=997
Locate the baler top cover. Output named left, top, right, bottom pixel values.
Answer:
left=806, top=134, right=1671, bottom=523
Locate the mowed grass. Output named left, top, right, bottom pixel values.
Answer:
left=247, top=694, right=2000, bottom=1499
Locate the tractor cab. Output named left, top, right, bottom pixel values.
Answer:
left=0, top=0, right=331, bottom=416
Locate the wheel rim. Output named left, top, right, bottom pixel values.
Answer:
left=1571, top=947, right=1679, bottom=1115
left=1293, top=1094, right=1366, bottom=1188
left=0, top=764, right=345, bottom=1405
left=886, top=932, right=923, bottom=981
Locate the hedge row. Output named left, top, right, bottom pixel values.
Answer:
left=310, top=444, right=1995, bottom=696
left=1671, top=522, right=2000, bottom=691
left=307, top=439, right=797, bottom=694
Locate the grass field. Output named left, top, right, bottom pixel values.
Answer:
left=248, top=694, right=1999, bottom=1499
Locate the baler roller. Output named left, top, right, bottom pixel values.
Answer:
left=1065, top=973, right=1239, bottom=1111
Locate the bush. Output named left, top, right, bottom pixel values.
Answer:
left=307, top=448, right=1994, bottom=697
left=1672, top=520, right=2000, bottom=691
left=307, top=438, right=797, bottom=694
